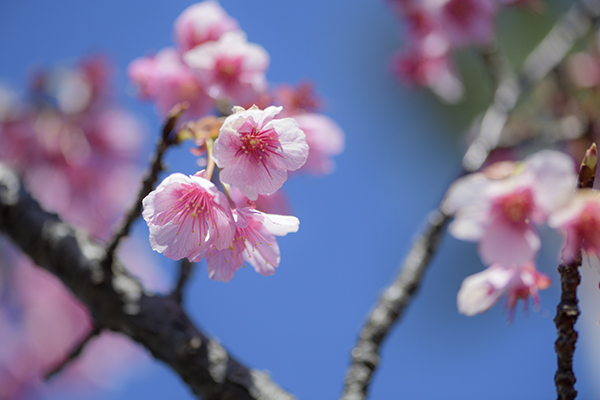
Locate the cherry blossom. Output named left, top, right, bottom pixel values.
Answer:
left=142, top=172, right=235, bottom=260
left=173, top=0, right=240, bottom=54
left=197, top=207, right=299, bottom=282
left=457, top=263, right=551, bottom=316
left=292, top=113, right=345, bottom=175
left=549, top=189, right=600, bottom=264
left=128, top=47, right=213, bottom=118
left=183, top=31, right=269, bottom=105
left=443, top=150, right=577, bottom=266
left=439, top=0, right=496, bottom=47
left=212, top=105, right=308, bottom=200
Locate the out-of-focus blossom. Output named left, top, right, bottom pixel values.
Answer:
left=142, top=172, right=235, bottom=261
left=443, top=150, right=577, bottom=266
left=439, top=0, right=496, bottom=46
left=272, top=81, right=323, bottom=115
left=391, top=43, right=464, bottom=103
left=199, top=207, right=299, bottom=282
left=230, top=186, right=293, bottom=216
left=549, top=189, right=600, bottom=264
left=128, top=47, right=213, bottom=118
left=0, top=239, right=153, bottom=399
left=212, top=105, right=308, bottom=200
left=292, top=113, right=344, bottom=175
left=457, top=263, right=551, bottom=316
left=0, top=58, right=144, bottom=240
left=184, top=31, right=269, bottom=105
left=173, top=0, right=240, bottom=54
left=566, top=51, right=600, bottom=89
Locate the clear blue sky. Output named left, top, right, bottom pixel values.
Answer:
left=1, top=1, right=599, bottom=399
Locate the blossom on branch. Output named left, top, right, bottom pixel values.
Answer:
left=443, top=150, right=577, bottom=266
left=142, top=172, right=235, bottom=261
left=212, top=105, right=309, bottom=200
left=549, top=189, right=600, bottom=264
left=173, top=0, right=240, bottom=54
left=128, top=48, right=213, bottom=118
left=184, top=31, right=269, bottom=105
left=197, top=207, right=300, bottom=282
left=457, top=263, right=551, bottom=316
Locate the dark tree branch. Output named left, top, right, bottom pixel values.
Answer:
left=173, top=258, right=195, bottom=304
left=554, top=143, right=597, bottom=400
left=103, top=103, right=188, bottom=273
left=341, top=2, right=600, bottom=399
left=45, top=326, right=102, bottom=381
left=341, top=210, right=449, bottom=400
left=0, top=163, right=295, bottom=400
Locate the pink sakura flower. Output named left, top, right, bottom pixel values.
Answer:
left=391, top=43, right=464, bottom=103
left=443, top=150, right=577, bottom=266
left=128, top=47, right=213, bottom=118
left=142, top=172, right=235, bottom=261
left=183, top=31, right=269, bottom=105
left=457, top=263, right=551, bottom=317
left=197, top=207, right=299, bottom=282
left=292, top=113, right=345, bottom=175
left=173, top=0, right=240, bottom=54
left=439, top=0, right=496, bottom=47
left=212, top=105, right=309, bottom=200
left=549, top=189, right=600, bottom=264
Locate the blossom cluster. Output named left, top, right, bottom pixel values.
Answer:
left=0, top=57, right=163, bottom=398
left=129, top=1, right=344, bottom=176
left=386, top=0, right=536, bottom=102
left=443, top=149, right=600, bottom=317
left=134, top=2, right=345, bottom=282
left=143, top=105, right=306, bottom=282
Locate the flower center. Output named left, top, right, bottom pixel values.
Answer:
left=236, top=126, right=284, bottom=177
left=496, top=188, right=534, bottom=224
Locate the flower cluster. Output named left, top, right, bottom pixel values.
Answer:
left=444, top=149, right=600, bottom=316
left=143, top=105, right=306, bottom=282
left=0, top=57, right=164, bottom=398
left=134, top=2, right=345, bottom=282
left=128, top=0, right=268, bottom=117
left=129, top=2, right=344, bottom=177
left=386, top=0, right=536, bottom=102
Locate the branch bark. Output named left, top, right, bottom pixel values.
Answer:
left=0, top=163, right=294, bottom=400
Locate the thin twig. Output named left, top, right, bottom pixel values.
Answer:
left=554, top=143, right=597, bottom=400
left=0, top=163, right=294, bottom=400
left=340, top=2, right=600, bottom=399
left=102, top=103, right=188, bottom=274
left=172, top=258, right=195, bottom=303
left=45, top=327, right=102, bottom=381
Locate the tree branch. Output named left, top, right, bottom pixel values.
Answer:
left=554, top=144, right=597, bottom=400
left=103, top=103, right=187, bottom=273
left=341, top=2, right=600, bottom=399
left=0, top=163, right=295, bottom=400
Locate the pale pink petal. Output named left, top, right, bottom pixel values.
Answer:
left=457, top=266, right=513, bottom=316
left=479, top=217, right=540, bottom=266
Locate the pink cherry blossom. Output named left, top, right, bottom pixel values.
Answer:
left=212, top=105, right=309, bottom=200
left=230, top=186, right=293, bottom=215
left=549, top=189, right=600, bottom=264
left=439, top=0, right=496, bottom=47
left=128, top=47, right=213, bottom=118
left=443, top=150, right=577, bottom=266
left=173, top=1, right=240, bottom=54
left=196, top=207, right=299, bottom=282
left=391, top=38, right=464, bottom=103
left=457, top=263, right=551, bottom=317
left=292, top=113, right=345, bottom=175
left=183, top=31, right=269, bottom=105
left=142, top=172, right=235, bottom=260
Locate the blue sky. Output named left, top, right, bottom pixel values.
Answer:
left=2, top=1, right=600, bottom=399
